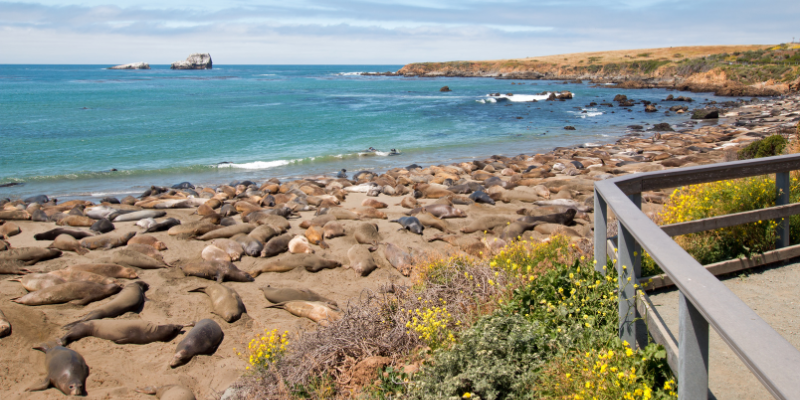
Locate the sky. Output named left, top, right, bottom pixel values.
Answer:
left=1, top=0, right=798, bottom=64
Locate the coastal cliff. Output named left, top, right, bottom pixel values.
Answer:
left=108, top=62, right=150, bottom=70
left=397, top=44, right=800, bottom=96
left=170, top=53, right=212, bottom=70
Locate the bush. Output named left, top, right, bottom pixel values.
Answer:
left=737, top=135, right=787, bottom=160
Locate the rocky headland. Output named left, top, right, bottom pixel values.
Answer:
left=393, top=44, right=800, bottom=97
left=170, top=53, right=213, bottom=70
left=108, top=62, right=150, bottom=70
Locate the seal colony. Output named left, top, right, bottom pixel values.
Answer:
left=0, top=94, right=798, bottom=398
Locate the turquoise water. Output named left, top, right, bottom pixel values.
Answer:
left=1, top=65, right=728, bottom=200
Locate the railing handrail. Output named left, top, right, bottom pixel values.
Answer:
left=594, top=153, right=800, bottom=399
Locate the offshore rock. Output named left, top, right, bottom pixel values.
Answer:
left=170, top=53, right=213, bottom=70
left=108, top=62, right=150, bottom=70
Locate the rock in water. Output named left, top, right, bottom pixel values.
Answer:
left=108, top=62, right=150, bottom=70
left=170, top=53, right=212, bottom=70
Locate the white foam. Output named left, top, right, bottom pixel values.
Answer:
left=568, top=108, right=603, bottom=118
left=90, top=190, right=139, bottom=197
left=335, top=72, right=367, bottom=76
left=217, top=160, right=294, bottom=170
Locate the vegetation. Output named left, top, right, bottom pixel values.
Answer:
left=737, top=135, right=787, bottom=160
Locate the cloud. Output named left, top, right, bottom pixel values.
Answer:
left=1, top=0, right=797, bottom=64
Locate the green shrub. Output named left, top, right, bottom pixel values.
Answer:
left=737, top=135, right=787, bottom=160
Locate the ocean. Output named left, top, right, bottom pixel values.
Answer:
left=0, top=64, right=730, bottom=201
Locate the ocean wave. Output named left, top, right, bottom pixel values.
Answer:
left=217, top=160, right=298, bottom=170
left=568, top=108, right=603, bottom=118
left=479, top=93, right=553, bottom=103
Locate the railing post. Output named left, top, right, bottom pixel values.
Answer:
left=776, top=171, right=790, bottom=248
left=678, top=292, right=709, bottom=400
left=618, top=193, right=647, bottom=349
left=594, top=188, right=608, bottom=274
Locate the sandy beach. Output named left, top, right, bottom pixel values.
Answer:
left=1, top=95, right=798, bottom=399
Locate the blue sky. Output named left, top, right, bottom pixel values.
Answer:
left=1, top=0, right=797, bottom=64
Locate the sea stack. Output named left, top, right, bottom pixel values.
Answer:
left=108, top=62, right=150, bottom=70
left=170, top=53, right=212, bottom=70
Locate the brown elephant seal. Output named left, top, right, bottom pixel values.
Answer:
left=384, top=243, right=413, bottom=276
left=12, top=281, right=121, bottom=306
left=0, top=259, right=32, bottom=275
left=304, top=226, right=329, bottom=249
left=424, top=204, right=466, bottom=219
left=126, top=243, right=164, bottom=260
left=259, top=286, right=337, bottom=307
left=327, top=207, right=361, bottom=220
left=8, top=273, right=66, bottom=291
left=361, top=198, right=387, bottom=209
left=415, top=212, right=453, bottom=233
left=299, top=214, right=336, bottom=229
left=80, top=231, right=135, bottom=250
left=48, top=269, right=119, bottom=285
left=353, top=206, right=387, bottom=219
left=0, top=210, right=31, bottom=220
left=167, top=220, right=218, bottom=238
left=170, top=319, right=223, bottom=368
left=104, top=249, right=169, bottom=269
left=399, top=196, right=419, bottom=209
left=60, top=319, right=190, bottom=345
left=501, top=220, right=543, bottom=241
left=136, top=385, right=196, bottom=400
left=348, top=244, right=378, bottom=276
left=64, top=281, right=149, bottom=328
left=261, top=233, right=293, bottom=257
left=181, top=260, right=254, bottom=282
left=201, top=245, right=230, bottom=262
left=517, top=208, right=577, bottom=225
left=322, top=221, right=345, bottom=239
left=249, top=253, right=341, bottom=276
left=26, top=342, right=89, bottom=396
left=0, top=221, right=21, bottom=237
left=196, top=223, right=254, bottom=241
left=57, top=215, right=96, bottom=227
left=288, top=236, right=313, bottom=254
left=248, top=225, right=278, bottom=243
left=49, top=234, right=89, bottom=255
left=144, top=217, right=182, bottom=233
left=211, top=239, right=245, bottom=261
left=189, top=284, right=245, bottom=322
left=267, top=301, right=341, bottom=327
left=353, top=222, right=380, bottom=246
left=390, top=216, right=424, bottom=235
left=0, top=247, right=62, bottom=265
left=128, top=234, right=168, bottom=250
left=231, top=233, right=264, bottom=257
left=66, top=263, right=138, bottom=279
left=34, top=227, right=94, bottom=241
left=248, top=213, right=291, bottom=231
left=460, top=216, right=513, bottom=234
left=0, top=308, right=11, bottom=337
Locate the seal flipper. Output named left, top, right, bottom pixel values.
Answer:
left=25, top=377, right=51, bottom=392
left=135, top=386, right=158, bottom=395
left=188, top=287, right=207, bottom=294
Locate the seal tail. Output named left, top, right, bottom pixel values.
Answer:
left=187, top=287, right=207, bottom=293
left=265, top=302, right=287, bottom=309
left=5, top=277, right=22, bottom=282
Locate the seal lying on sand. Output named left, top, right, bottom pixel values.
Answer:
left=12, top=281, right=121, bottom=306
left=136, top=385, right=196, bottom=400
left=348, top=244, right=378, bottom=276
left=261, top=233, right=293, bottom=257
left=60, top=319, right=190, bottom=345
left=267, top=301, right=341, bottom=327
left=64, top=281, right=149, bottom=328
left=128, top=234, right=168, bottom=250
left=66, top=263, right=138, bottom=279
left=384, top=243, right=413, bottom=276
left=391, top=216, right=424, bottom=235
left=0, top=308, right=10, bottom=338
left=103, top=249, right=169, bottom=269
left=34, top=228, right=94, bottom=241
left=259, top=286, right=338, bottom=307
left=26, top=342, right=89, bottom=396
left=48, top=234, right=89, bottom=255
left=170, top=319, right=223, bottom=368
left=189, top=284, right=246, bottom=322
left=80, top=231, right=135, bottom=250
left=181, top=260, right=254, bottom=282
left=0, top=259, right=32, bottom=275
left=249, top=253, right=342, bottom=276
left=8, top=273, right=66, bottom=291
left=0, top=247, right=62, bottom=265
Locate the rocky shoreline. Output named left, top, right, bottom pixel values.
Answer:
left=0, top=95, right=798, bottom=399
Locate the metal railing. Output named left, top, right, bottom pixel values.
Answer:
left=593, top=153, right=800, bottom=399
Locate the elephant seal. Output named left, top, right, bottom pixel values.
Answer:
left=327, top=208, right=361, bottom=220
left=48, top=234, right=89, bottom=255
left=500, top=220, right=542, bottom=241
left=361, top=198, right=387, bottom=209
left=64, top=281, right=149, bottom=328
left=170, top=319, right=223, bottom=368
left=12, top=281, right=121, bottom=306
left=48, top=269, right=119, bottom=285
left=248, top=225, right=279, bottom=243
left=410, top=204, right=466, bottom=219
left=66, top=263, right=138, bottom=279
left=0, top=221, right=21, bottom=237
left=533, top=199, right=593, bottom=212
left=0, top=238, right=10, bottom=251
left=211, top=239, right=245, bottom=261
left=136, top=217, right=158, bottom=230
left=384, top=243, right=413, bottom=276
left=288, top=236, right=313, bottom=254
left=0, top=210, right=31, bottom=220
left=399, top=196, right=418, bottom=209
left=7, top=273, right=66, bottom=291
left=30, top=209, right=50, bottom=222
left=517, top=208, right=577, bottom=225
left=322, top=221, right=345, bottom=238
left=353, top=222, right=381, bottom=246
left=60, top=319, right=189, bottom=345
left=196, top=224, right=254, bottom=241
left=128, top=234, right=168, bottom=250
left=125, top=243, right=164, bottom=260
left=231, top=233, right=263, bottom=257
left=57, top=215, right=96, bottom=227
left=136, top=385, right=196, bottom=400
left=415, top=212, right=453, bottom=233
left=90, top=218, right=115, bottom=234
left=26, top=342, right=89, bottom=396
left=181, top=260, right=254, bottom=282
left=113, top=210, right=167, bottom=222
left=105, top=249, right=169, bottom=269
left=390, top=217, right=424, bottom=235
left=201, top=245, right=230, bottom=262
left=34, top=228, right=94, bottom=241
left=460, top=216, right=513, bottom=234
left=80, top=231, right=135, bottom=250
left=146, top=218, right=182, bottom=233
left=247, top=213, right=291, bottom=231
left=0, top=247, right=62, bottom=265
left=0, top=259, right=32, bottom=274
left=85, top=206, right=122, bottom=220
left=249, top=253, right=341, bottom=276
left=353, top=206, right=387, bottom=219
left=299, top=214, right=336, bottom=229
left=261, top=233, right=293, bottom=257
left=303, top=226, right=329, bottom=249
left=469, top=190, right=495, bottom=205
left=189, top=284, right=246, bottom=322
left=267, top=301, right=341, bottom=327
left=259, top=286, right=337, bottom=307
left=347, top=244, right=378, bottom=276
left=0, top=308, right=10, bottom=337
